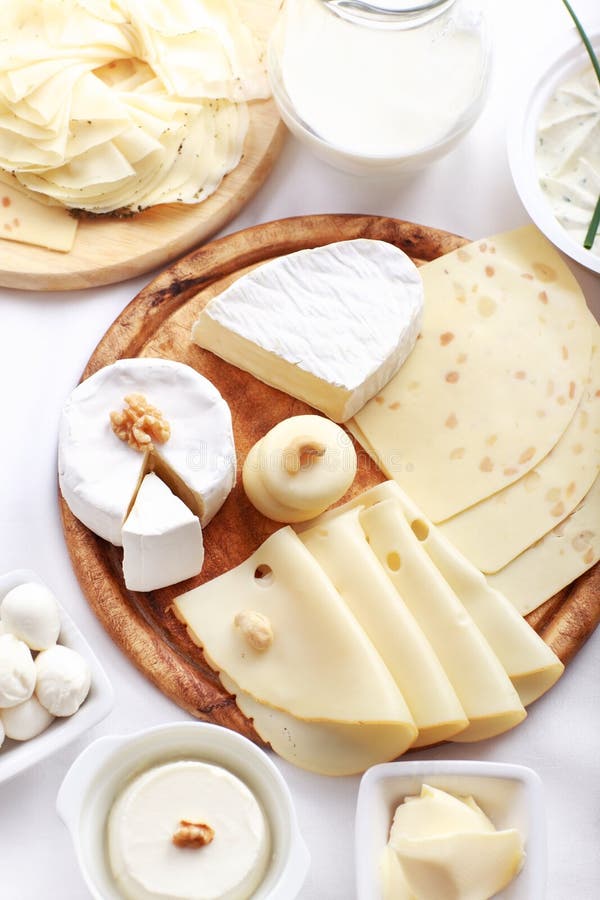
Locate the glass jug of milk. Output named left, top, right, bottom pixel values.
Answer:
left=268, top=0, right=491, bottom=175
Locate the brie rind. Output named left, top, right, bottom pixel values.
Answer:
left=122, top=473, right=204, bottom=592
left=58, top=358, right=235, bottom=546
left=192, top=239, right=424, bottom=422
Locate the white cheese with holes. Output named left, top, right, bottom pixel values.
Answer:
left=175, top=526, right=416, bottom=731
left=122, top=474, right=204, bottom=592
left=58, top=358, right=236, bottom=546
left=192, top=239, right=423, bottom=422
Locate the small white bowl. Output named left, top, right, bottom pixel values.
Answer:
left=355, top=760, right=546, bottom=900
left=56, top=721, right=310, bottom=900
left=0, top=569, right=113, bottom=785
left=507, top=26, right=600, bottom=274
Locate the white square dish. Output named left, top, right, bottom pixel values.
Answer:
left=355, top=759, right=546, bottom=900
left=0, top=568, right=114, bottom=785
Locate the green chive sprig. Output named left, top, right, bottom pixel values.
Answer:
left=560, top=0, right=600, bottom=250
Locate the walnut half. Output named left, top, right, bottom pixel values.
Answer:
left=234, top=610, right=274, bottom=651
left=172, top=820, right=215, bottom=849
left=110, top=393, right=170, bottom=452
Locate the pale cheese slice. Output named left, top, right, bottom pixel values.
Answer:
left=381, top=844, right=414, bottom=900
left=174, top=527, right=417, bottom=729
left=440, top=341, right=600, bottom=572
left=220, top=673, right=416, bottom=777
left=300, top=509, right=468, bottom=747
left=351, top=226, right=593, bottom=522
left=300, top=480, right=564, bottom=706
left=488, top=473, right=600, bottom=615
left=0, top=173, right=77, bottom=252
left=395, top=830, right=524, bottom=900
left=358, top=500, right=526, bottom=740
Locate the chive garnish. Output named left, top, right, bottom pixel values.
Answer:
left=584, top=195, right=600, bottom=249
left=560, top=0, right=600, bottom=250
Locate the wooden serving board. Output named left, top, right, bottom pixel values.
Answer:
left=59, top=213, right=600, bottom=744
left=0, top=0, right=285, bottom=292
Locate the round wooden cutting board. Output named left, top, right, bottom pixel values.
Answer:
left=0, top=0, right=285, bottom=292
left=59, top=213, right=600, bottom=744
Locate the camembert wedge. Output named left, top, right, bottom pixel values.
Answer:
left=191, top=239, right=424, bottom=422
left=122, top=474, right=204, bottom=592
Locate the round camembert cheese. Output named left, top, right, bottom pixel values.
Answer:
left=107, top=760, right=270, bottom=900
left=58, top=359, right=236, bottom=546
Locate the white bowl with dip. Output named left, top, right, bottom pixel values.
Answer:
left=56, top=721, right=310, bottom=900
left=355, top=760, right=546, bottom=900
left=269, top=0, right=491, bottom=176
left=0, top=569, right=113, bottom=786
left=507, top=27, right=600, bottom=274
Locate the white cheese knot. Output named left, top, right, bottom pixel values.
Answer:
left=243, top=415, right=357, bottom=523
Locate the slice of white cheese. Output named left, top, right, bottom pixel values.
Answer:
left=301, top=480, right=564, bottom=706
left=220, top=672, right=416, bottom=777
left=191, top=239, right=424, bottom=422
left=351, top=226, right=594, bottom=521
left=359, top=500, right=527, bottom=741
left=0, top=172, right=78, bottom=252
left=300, top=509, right=468, bottom=747
left=58, top=358, right=236, bottom=546
left=395, top=830, right=524, bottom=900
left=439, top=341, right=600, bottom=573
left=488, top=472, right=600, bottom=615
left=174, top=526, right=417, bottom=731
left=122, top=473, right=204, bottom=592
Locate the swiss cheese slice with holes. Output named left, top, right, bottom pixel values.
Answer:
left=174, top=526, right=417, bottom=729
left=358, top=500, right=526, bottom=740
left=488, top=473, right=600, bottom=615
left=0, top=173, right=78, bottom=252
left=300, top=480, right=564, bottom=706
left=351, top=226, right=593, bottom=522
left=440, top=341, right=600, bottom=572
left=300, top=509, right=468, bottom=747
left=219, top=673, right=415, bottom=776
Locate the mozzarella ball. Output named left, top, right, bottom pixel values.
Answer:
left=0, top=634, right=36, bottom=708
left=35, top=646, right=91, bottom=717
left=1, top=582, right=60, bottom=651
left=1, top=695, right=54, bottom=741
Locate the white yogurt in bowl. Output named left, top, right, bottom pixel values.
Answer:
left=535, top=61, right=600, bottom=257
left=56, top=722, right=309, bottom=900
left=507, top=26, right=600, bottom=274
left=108, top=760, right=270, bottom=900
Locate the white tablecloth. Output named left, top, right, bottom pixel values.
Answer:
left=1, top=1, right=599, bottom=896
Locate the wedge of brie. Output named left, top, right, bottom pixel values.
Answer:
left=192, top=239, right=423, bottom=422
left=122, top=474, right=204, bottom=592
left=58, top=358, right=235, bottom=546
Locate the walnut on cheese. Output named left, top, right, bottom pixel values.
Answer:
left=110, top=394, right=171, bottom=452
left=234, top=610, right=274, bottom=652
left=243, top=415, right=357, bottom=523
left=172, top=820, right=215, bottom=849
left=283, top=437, right=326, bottom=475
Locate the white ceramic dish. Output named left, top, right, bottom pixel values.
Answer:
left=57, top=721, right=310, bottom=900
left=507, top=26, right=600, bottom=274
left=0, top=569, right=113, bottom=785
left=355, top=760, right=546, bottom=900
